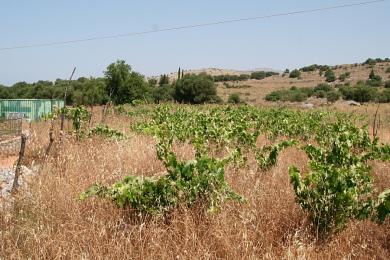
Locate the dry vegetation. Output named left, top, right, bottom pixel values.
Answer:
left=1, top=105, right=389, bottom=259
left=217, top=62, right=390, bottom=105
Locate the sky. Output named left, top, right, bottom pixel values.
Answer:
left=0, top=0, right=389, bottom=86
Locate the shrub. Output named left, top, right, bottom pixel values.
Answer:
left=314, top=83, right=332, bottom=92
left=213, top=74, right=250, bottom=82
left=153, top=84, right=175, bottom=103
left=385, top=81, right=390, bottom=88
left=386, top=67, right=390, bottom=73
left=289, top=69, right=301, bottom=78
left=265, top=91, right=282, bottom=101
left=339, top=84, right=378, bottom=102
left=265, top=71, right=279, bottom=77
left=378, top=89, right=390, bottom=103
left=250, top=71, right=266, bottom=80
left=338, top=72, right=351, bottom=82
left=265, top=87, right=312, bottom=102
left=326, top=91, right=340, bottom=103
left=315, top=90, right=326, bottom=98
left=174, top=74, right=221, bottom=104
left=367, top=69, right=382, bottom=87
left=228, top=93, right=241, bottom=104
left=290, top=125, right=389, bottom=235
left=325, top=69, right=336, bottom=82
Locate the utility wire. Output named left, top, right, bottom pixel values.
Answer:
left=0, top=0, right=386, bottom=52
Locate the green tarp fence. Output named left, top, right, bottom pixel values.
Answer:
left=0, top=99, right=64, bottom=121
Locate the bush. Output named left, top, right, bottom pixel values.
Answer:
left=289, top=129, right=373, bottom=235
left=339, top=84, right=378, bottom=102
left=367, top=69, right=382, bottom=87
left=228, top=93, right=241, bottom=104
left=378, top=89, right=390, bottom=103
left=289, top=69, right=301, bottom=78
left=152, top=84, right=175, bottom=103
left=265, top=91, right=282, bottom=101
left=314, top=83, right=332, bottom=92
left=326, top=91, right=340, bottom=103
left=250, top=71, right=266, bottom=80
left=265, top=87, right=313, bottom=102
left=325, top=69, right=336, bottom=82
left=338, top=72, right=351, bottom=82
left=175, top=74, right=221, bottom=104
left=386, top=67, right=390, bottom=73
left=315, top=90, right=326, bottom=98
left=213, top=74, right=250, bottom=82
left=385, top=81, right=390, bottom=88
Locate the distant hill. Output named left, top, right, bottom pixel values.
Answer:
left=151, top=67, right=281, bottom=81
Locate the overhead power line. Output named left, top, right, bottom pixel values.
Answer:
left=0, top=0, right=386, bottom=52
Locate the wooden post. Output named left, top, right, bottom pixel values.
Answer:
left=372, top=103, right=380, bottom=138
left=45, top=120, right=54, bottom=157
left=11, top=134, right=27, bottom=194
left=60, top=67, right=76, bottom=140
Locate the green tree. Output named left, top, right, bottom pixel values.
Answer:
left=104, top=60, right=150, bottom=104
left=289, top=69, right=301, bottom=78
left=159, top=74, right=169, bottom=86
left=175, top=74, right=221, bottom=104
left=325, top=69, right=336, bottom=82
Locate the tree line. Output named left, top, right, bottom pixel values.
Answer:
left=0, top=60, right=221, bottom=105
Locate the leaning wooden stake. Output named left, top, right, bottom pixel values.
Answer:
left=11, top=134, right=27, bottom=194
left=60, top=67, right=76, bottom=141
left=372, top=103, right=380, bottom=138
left=45, top=120, right=55, bottom=157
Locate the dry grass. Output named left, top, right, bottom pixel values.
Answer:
left=217, top=62, right=390, bottom=105
left=1, top=108, right=389, bottom=260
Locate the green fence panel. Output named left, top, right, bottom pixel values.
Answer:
left=0, top=99, right=64, bottom=120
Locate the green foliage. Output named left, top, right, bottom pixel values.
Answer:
left=325, top=69, right=336, bottom=82
left=56, top=106, right=91, bottom=138
left=385, top=81, right=390, bottom=88
left=326, top=91, right=340, bottom=103
left=174, top=74, right=221, bottom=104
left=265, top=87, right=314, bottom=102
left=89, top=125, right=125, bottom=139
left=0, top=78, right=108, bottom=105
left=213, top=74, right=250, bottom=82
left=366, top=69, right=382, bottom=87
left=300, top=64, right=330, bottom=72
left=127, top=104, right=390, bottom=228
left=375, top=189, right=390, bottom=223
left=289, top=69, right=301, bottom=78
left=339, top=84, right=378, bottom=102
left=152, top=84, right=175, bottom=103
left=250, top=71, right=266, bottom=80
left=81, top=152, right=243, bottom=214
left=289, top=123, right=390, bottom=235
left=228, top=93, right=241, bottom=104
left=338, top=72, right=351, bottom=82
left=255, top=140, right=298, bottom=170
left=363, top=58, right=389, bottom=66
left=314, top=83, right=332, bottom=92
left=159, top=74, right=170, bottom=86
left=105, top=60, right=151, bottom=104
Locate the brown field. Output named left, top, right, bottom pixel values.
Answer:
left=217, top=62, right=390, bottom=105
left=1, top=101, right=389, bottom=259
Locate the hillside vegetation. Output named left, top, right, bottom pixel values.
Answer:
left=1, top=58, right=390, bottom=107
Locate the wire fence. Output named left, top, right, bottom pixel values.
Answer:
left=0, top=118, right=23, bottom=140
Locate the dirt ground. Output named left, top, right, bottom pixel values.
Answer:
left=0, top=156, right=17, bottom=168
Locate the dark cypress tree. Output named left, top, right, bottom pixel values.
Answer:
left=178, top=67, right=181, bottom=80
